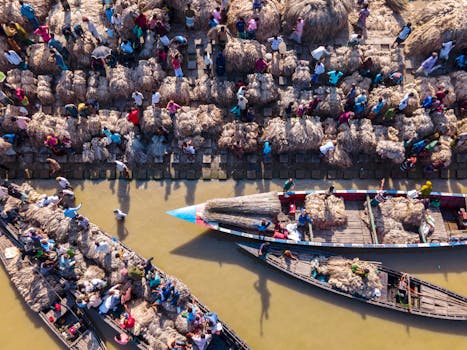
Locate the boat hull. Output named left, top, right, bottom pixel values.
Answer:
left=168, top=190, right=467, bottom=249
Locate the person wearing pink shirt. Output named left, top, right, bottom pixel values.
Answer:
left=289, top=17, right=304, bottom=44
left=171, top=53, right=183, bottom=77
left=247, top=17, right=258, bottom=39
left=166, top=100, right=181, bottom=119
left=34, top=25, right=51, bottom=42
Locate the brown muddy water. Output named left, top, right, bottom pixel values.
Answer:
left=0, top=179, right=466, bottom=350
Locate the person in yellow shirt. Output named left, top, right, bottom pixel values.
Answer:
left=419, top=181, right=432, bottom=198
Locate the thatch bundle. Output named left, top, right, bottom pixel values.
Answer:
left=324, top=144, right=353, bottom=168
left=0, top=39, right=11, bottom=71
left=227, top=0, right=283, bottom=42
left=28, top=44, right=59, bottom=75
left=450, top=71, right=467, bottom=102
left=56, top=71, right=75, bottom=104
left=0, top=138, right=13, bottom=157
left=269, top=51, right=298, bottom=78
left=416, top=75, right=456, bottom=107
left=217, top=121, right=259, bottom=153
left=304, top=194, right=347, bottom=229
left=165, top=0, right=211, bottom=30
left=204, top=192, right=282, bottom=216
left=159, top=77, right=192, bottom=105
left=385, top=0, right=407, bottom=13
left=430, top=135, right=453, bottom=168
left=340, top=72, right=371, bottom=96
left=455, top=119, right=467, bottom=153
left=142, top=107, right=173, bottom=134
left=291, top=65, right=311, bottom=89
left=82, top=137, right=111, bottom=163
left=224, top=39, right=266, bottom=74
left=86, top=72, right=110, bottom=104
left=98, top=110, right=133, bottom=136
left=260, top=117, right=287, bottom=153
left=432, top=109, right=458, bottom=137
left=337, top=119, right=376, bottom=154
left=283, top=0, right=352, bottom=43
left=0, top=0, right=53, bottom=25
left=26, top=112, right=56, bottom=147
left=108, top=65, right=135, bottom=99
left=328, top=47, right=362, bottom=74
left=380, top=197, right=426, bottom=226
left=72, top=70, right=87, bottom=102
left=404, top=0, right=467, bottom=58
left=376, top=140, right=405, bottom=163
left=174, top=105, right=224, bottom=142
left=323, top=117, right=337, bottom=138
left=4, top=251, right=58, bottom=312
left=246, top=73, right=279, bottom=105
left=131, top=59, right=167, bottom=92
left=316, top=256, right=383, bottom=299
left=37, top=75, right=55, bottom=105
left=125, top=133, right=149, bottom=164
left=365, top=1, right=401, bottom=34
left=362, top=47, right=399, bottom=75
left=192, top=77, right=237, bottom=107
left=69, top=36, right=95, bottom=68
left=394, top=109, right=434, bottom=141
left=314, top=86, right=345, bottom=117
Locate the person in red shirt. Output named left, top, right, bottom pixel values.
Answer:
left=171, top=53, right=183, bottom=77
left=135, top=13, right=148, bottom=30
left=127, top=107, right=141, bottom=132
left=435, top=89, right=449, bottom=104
left=255, top=57, right=268, bottom=73
left=338, top=111, right=354, bottom=127
left=119, top=313, right=135, bottom=329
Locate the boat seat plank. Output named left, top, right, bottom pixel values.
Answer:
left=427, top=208, right=449, bottom=241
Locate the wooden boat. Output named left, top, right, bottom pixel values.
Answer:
left=168, top=190, right=467, bottom=249
left=238, top=242, right=467, bottom=320
left=0, top=224, right=107, bottom=350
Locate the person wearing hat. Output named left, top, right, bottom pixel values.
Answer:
left=114, top=209, right=127, bottom=220
left=419, top=180, right=433, bottom=198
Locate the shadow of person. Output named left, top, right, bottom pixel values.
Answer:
left=253, top=272, right=270, bottom=337
left=116, top=179, right=130, bottom=241
left=117, top=218, right=129, bottom=241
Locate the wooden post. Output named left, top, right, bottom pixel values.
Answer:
left=366, top=195, right=379, bottom=244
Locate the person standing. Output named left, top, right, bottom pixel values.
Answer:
left=114, top=160, right=129, bottom=177
left=356, top=4, right=370, bottom=32
left=171, top=53, right=183, bottom=78
left=312, top=61, right=325, bottom=84
left=439, top=40, right=455, bottom=62
left=166, top=100, right=181, bottom=119
left=415, top=52, right=439, bottom=76
left=151, top=91, right=161, bottom=108
left=46, top=158, right=61, bottom=176
left=247, top=17, right=258, bottom=40
left=370, top=97, right=385, bottom=118
left=398, top=92, right=415, bottom=112
left=283, top=178, right=295, bottom=192
left=126, top=107, right=141, bottom=132
left=392, top=22, right=412, bottom=47
left=50, top=49, right=68, bottom=71
left=185, top=4, right=195, bottom=30
left=236, top=17, right=246, bottom=39
left=204, top=51, right=212, bottom=77
left=19, top=1, right=39, bottom=29
left=267, top=35, right=283, bottom=52
left=132, top=91, right=144, bottom=107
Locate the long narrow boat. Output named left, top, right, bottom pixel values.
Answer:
left=0, top=224, right=107, bottom=350
left=238, top=242, right=467, bottom=320
left=168, top=190, right=467, bottom=249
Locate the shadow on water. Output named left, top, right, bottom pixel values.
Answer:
left=183, top=181, right=197, bottom=205
left=171, top=230, right=467, bottom=336
left=116, top=179, right=130, bottom=241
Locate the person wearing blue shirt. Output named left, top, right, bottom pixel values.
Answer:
left=19, top=1, right=40, bottom=29
left=370, top=97, right=385, bottom=117
left=421, top=95, right=434, bottom=109
left=120, top=39, right=134, bottom=54
left=236, top=17, right=246, bottom=38
left=327, top=70, right=343, bottom=85
left=48, top=34, right=68, bottom=59
left=298, top=209, right=313, bottom=240
left=2, top=133, right=16, bottom=144
left=64, top=203, right=82, bottom=218
left=263, top=141, right=271, bottom=158
left=254, top=219, right=271, bottom=233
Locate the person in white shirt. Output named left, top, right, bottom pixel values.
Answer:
left=114, top=209, right=127, bottom=220
left=114, top=160, right=129, bottom=177
left=237, top=95, right=248, bottom=111
left=439, top=40, right=455, bottom=61
left=191, top=333, right=212, bottom=350
left=12, top=116, right=30, bottom=130
left=204, top=51, right=212, bottom=76
left=313, top=61, right=325, bottom=83
left=267, top=35, right=283, bottom=52
left=348, top=34, right=362, bottom=47
left=319, top=140, right=335, bottom=156
left=132, top=91, right=144, bottom=106
left=4, top=50, right=23, bottom=66
left=56, top=176, right=71, bottom=189
left=311, top=46, right=330, bottom=61
left=94, top=241, right=111, bottom=253
left=398, top=92, right=415, bottom=111
left=151, top=91, right=161, bottom=108
left=62, top=188, right=75, bottom=199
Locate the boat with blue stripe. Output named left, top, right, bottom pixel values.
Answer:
left=167, top=190, right=467, bottom=249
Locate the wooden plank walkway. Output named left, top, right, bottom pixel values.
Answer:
left=427, top=208, right=449, bottom=241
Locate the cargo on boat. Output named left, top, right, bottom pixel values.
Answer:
left=238, top=242, right=467, bottom=321
left=168, top=190, right=467, bottom=248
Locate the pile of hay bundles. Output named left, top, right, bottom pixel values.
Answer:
left=325, top=144, right=353, bottom=168
left=199, top=77, right=237, bottom=107
left=56, top=71, right=75, bottom=104
left=25, top=112, right=55, bottom=147
left=203, top=192, right=281, bottom=228
left=323, top=117, right=337, bottom=138
left=108, top=65, right=135, bottom=99
left=28, top=44, right=59, bottom=75
left=69, top=37, right=95, bottom=68
left=0, top=39, right=10, bottom=71
left=6, top=69, right=37, bottom=100
left=291, top=65, right=311, bottom=89
left=131, top=59, right=167, bottom=92
left=394, top=109, right=434, bottom=141
left=404, top=0, right=466, bottom=58
left=125, top=132, right=149, bottom=164
left=450, top=71, right=467, bottom=103
left=365, top=0, right=401, bottom=33
left=246, top=73, right=279, bottom=105
left=218, top=121, right=259, bottom=153
left=416, top=75, right=456, bottom=106
left=260, top=117, right=288, bottom=153
left=165, top=0, right=210, bottom=30
left=142, top=107, right=173, bottom=134
left=316, top=256, right=383, bottom=298
left=174, top=105, right=223, bottom=144
left=340, top=72, right=371, bottom=96
left=72, top=70, right=87, bottom=102
left=432, top=109, right=458, bottom=137
left=36, top=75, right=55, bottom=106
left=4, top=251, right=58, bottom=312
left=269, top=51, right=298, bottom=78
left=314, top=86, right=345, bottom=117
left=385, top=0, right=407, bottom=13
left=376, top=140, right=405, bottom=164
left=159, top=77, right=192, bottom=105
left=0, top=0, right=53, bottom=25
left=337, top=119, right=376, bottom=154
left=362, top=47, right=399, bottom=75
left=304, top=193, right=347, bottom=229
left=98, top=109, right=134, bottom=136
left=430, top=135, right=454, bottom=168
left=328, top=47, right=362, bottom=74
left=224, top=39, right=266, bottom=75
left=227, top=0, right=283, bottom=42
left=283, top=0, right=352, bottom=43
left=86, top=72, right=110, bottom=104
left=82, top=137, right=111, bottom=163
